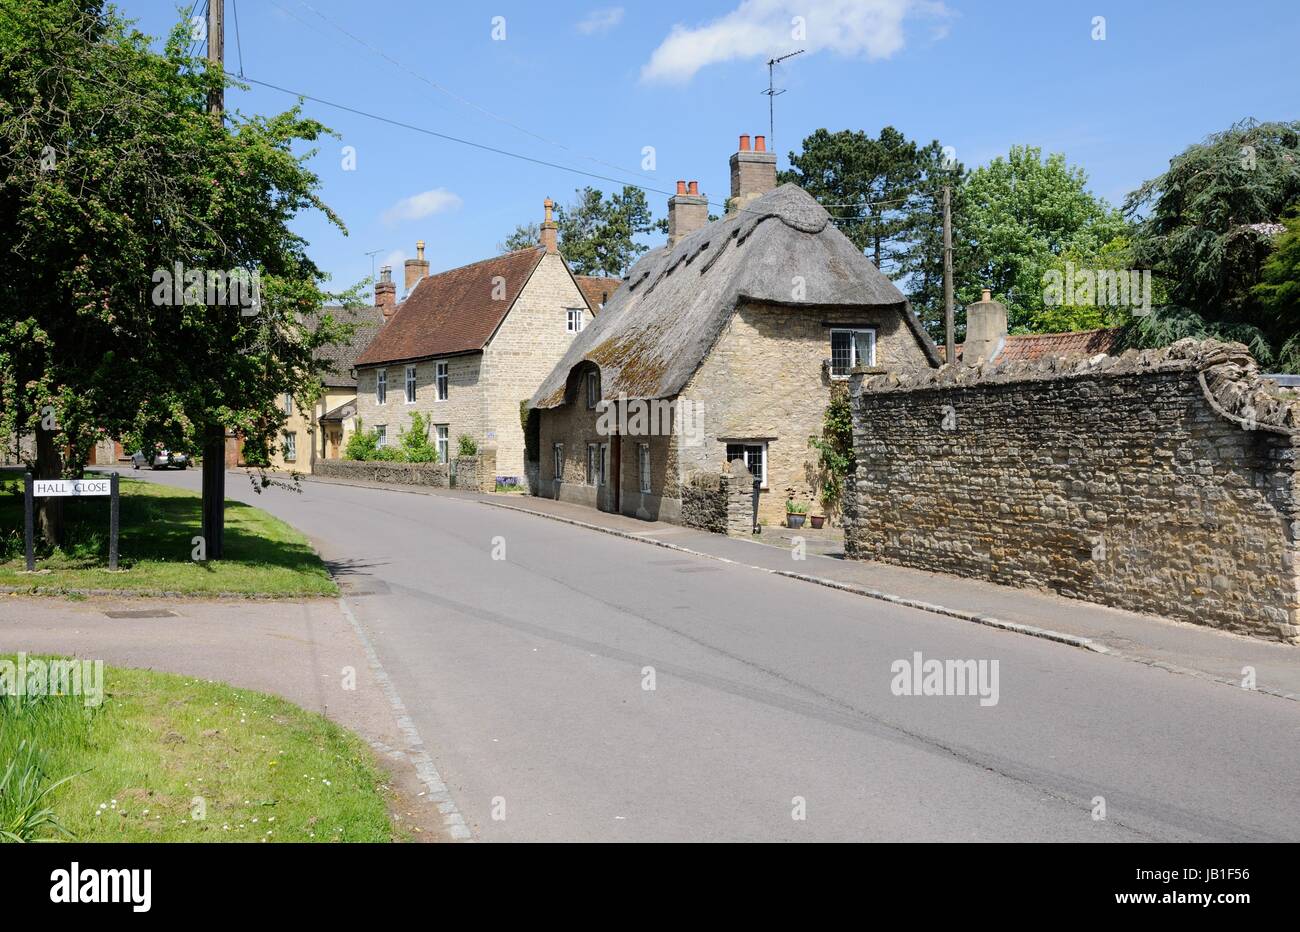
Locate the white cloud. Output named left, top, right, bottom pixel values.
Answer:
left=640, top=0, right=949, bottom=84
left=577, top=7, right=624, bottom=35
left=381, top=188, right=463, bottom=226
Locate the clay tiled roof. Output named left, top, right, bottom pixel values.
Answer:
left=356, top=248, right=546, bottom=367
left=575, top=275, right=622, bottom=314
left=943, top=327, right=1122, bottom=364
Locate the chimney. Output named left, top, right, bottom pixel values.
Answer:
left=539, top=197, right=559, bottom=254
left=963, top=288, right=1008, bottom=364
left=404, top=240, right=429, bottom=294
left=375, top=265, right=396, bottom=318
left=668, top=179, right=708, bottom=247
left=728, top=132, right=777, bottom=214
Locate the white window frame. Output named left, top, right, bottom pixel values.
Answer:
left=567, top=307, right=584, bottom=333
left=435, top=361, right=449, bottom=401
left=405, top=365, right=417, bottom=403
left=830, top=327, right=877, bottom=378
left=553, top=443, right=564, bottom=481
left=435, top=425, right=449, bottom=463
left=726, top=442, right=768, bottom=489
left=638, top=443, right=651, bottom=494
left=586, top=371, right=600, bottom=409
left=283, top=393, right=294, bottom=416
left=376, top=369, right=387, bottom=405
left=375, top=424, right=388, bottom=448
left=586, top=443, right=599, bottom=485
left=283, top=431, right=297, bottom=462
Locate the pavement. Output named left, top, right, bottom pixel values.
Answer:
left=4, top=466, right=1298, bottom=842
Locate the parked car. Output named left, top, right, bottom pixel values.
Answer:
left=131, top=448, right=190, bottom=470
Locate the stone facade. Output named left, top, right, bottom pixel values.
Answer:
left=843, top=339, right=1300, bottom=643
left=354, top=253, right=589, bottom=479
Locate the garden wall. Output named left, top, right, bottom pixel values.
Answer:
left=843, top=339, right=1300, bottom=643
left=314, top=460, right=449, bottom=487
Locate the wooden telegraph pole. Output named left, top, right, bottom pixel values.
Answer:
left=943, top=185, right=955, bottom=365
left=201, top=0, right=226, bottom=559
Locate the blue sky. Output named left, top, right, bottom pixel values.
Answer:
left=123, top=0, right=1298, bottom=297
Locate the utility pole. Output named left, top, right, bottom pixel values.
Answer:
left=762, top=49, right=803, bottom=153
left=943, top=185, right=955, bottom=365
left=202, top=0, right=226, bottom=560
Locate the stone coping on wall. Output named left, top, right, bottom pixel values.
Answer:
left=853, top=338, right=1300, bottom=435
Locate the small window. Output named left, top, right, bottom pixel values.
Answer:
left=586, top=371, right=600, bottom=409
left=553, top=443, right=564, bottom=480
left=567, top=308, right=584, bottom=333
left=375, top=424, right=387, bottom=448
left=376, top=370, right=387, bottom=405
left=726, top=442, right=767, bottom=489
left=586, top=443, right=599, bottom=485
left=405, top=365, right=417, bottom=403
left=599, top=443, right=608, bottom=486
left=436, top=425, right=449, bottom=463
left=283, top=432, right=297, bottom=462
left=283, top=393, right=294, bottom=416
left=638, top=443, right=651, bottom=493
left=830, top=328, right=876, bottom=377
left=435, top=361, right=449, bottom=401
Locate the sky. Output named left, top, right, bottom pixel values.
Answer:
left=120, top=0, right=1300, bottom=299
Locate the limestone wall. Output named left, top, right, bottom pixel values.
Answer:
left=843, top=339, right=1300, bottom=642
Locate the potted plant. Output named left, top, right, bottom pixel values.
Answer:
left=809, top=513, right=825, bottom=530
left=786, top=499, right=808, bottom=528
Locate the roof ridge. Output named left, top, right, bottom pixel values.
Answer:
left=410, top=245, right=543, bottom=288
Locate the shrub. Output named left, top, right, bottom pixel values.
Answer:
left=457, top=434, right=478, bottom=457
left=398, top=412, right=439, bottom=463
left=344, top=420, right=379, bottom=461
left=786, top=500, right=809, bottom=514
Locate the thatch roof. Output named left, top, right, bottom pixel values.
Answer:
left=531, top=183, right=938, bottom=408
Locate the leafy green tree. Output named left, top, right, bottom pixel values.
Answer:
left=499, top=223, right=539, bottom=252
left=1122, top=119, right=1300, bottom=366
left=0, top=1, right=352, bottom=543
left=500, top=186, right=657, bottom=276
left=397, top=412, right=438, bottom=463
left=1253, top=212, right=1300, bottom=369
left=961, top=146, right=1129, bottom=333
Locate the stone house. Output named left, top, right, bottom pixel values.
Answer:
left=266, top=303, right=385, bottom=474
left=529, top=135, right=941, bottom=528
left=353, top=208, right=615, bottom=480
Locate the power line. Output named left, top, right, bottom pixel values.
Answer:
left=231, top=0, right=244, bottom=77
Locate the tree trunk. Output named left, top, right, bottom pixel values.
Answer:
left=34, top=426, right=64, bottom=547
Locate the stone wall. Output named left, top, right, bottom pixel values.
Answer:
left=681, top=461, right=758, bottom=537
left=314, top=459, right=449, bottom=487
left=451, top=447, right=497, bottom=492
left=844, top=339, right=1300, bottom=643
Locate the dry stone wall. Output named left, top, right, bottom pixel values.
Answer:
left=843, top=339, right=1300, bottom=643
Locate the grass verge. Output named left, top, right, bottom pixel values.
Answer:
left=0, top=477, right=335, bottom=596
left=1, top=655, right=394, bottom=842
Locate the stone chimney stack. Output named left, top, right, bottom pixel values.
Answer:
left=668, top=179, right=708, bottom=247
left=404, top=240, right=429, bottom=294
left=963, top=288, right=1008, bottom=364
left=375, top=265, right=396, bottom=318
left=727, top=133, right=777, bottom=214
left=539, top=198, right=559, bottom=254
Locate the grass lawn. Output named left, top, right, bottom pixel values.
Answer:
left=1, top=655, right=395, bottom=842
left=0, top=477, right=336, bottom=596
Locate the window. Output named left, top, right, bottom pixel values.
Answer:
left=726, top=442, right=767, bottom=488
left=405, top=365, right=417, bottom=403
left=567, top=308, right=584, bottom=333
left=435, top=361, right=449, bottom=401
left=598, top=443, right=608, bottom=486
left=283, top=393, right=294, bottom=416
left=436, top=425, right=449, bottom=463
left=638, top=443, right=651, bottom=493
left=830, top=328, right=876, bottom=377
left=553, top=443, right=564, bottom=480
left=376, top=370, right=387, bottom=405
left=586, top=443, right=599, bottom=485
left=586, top=371, right=600, bottom=409
left=283, top=431, right=297, bottom=462
left=375, top=425, right=387, bottom=448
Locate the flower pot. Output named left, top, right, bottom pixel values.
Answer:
left=786, top=513, right=806, bottom=529
left=809, top=515, right=825, bottom=529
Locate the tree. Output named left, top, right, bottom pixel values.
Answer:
left=500, top=185, right=657, bottom=276
left=0, top=1, right=351, bottom=544
left=961, top=145, right=1129, bottom=333
left=1122, top=119, right=1300, bottom=366
left=779, top=127, right=967, bottom=341
left=1253, top=212, right=1300, bottom=369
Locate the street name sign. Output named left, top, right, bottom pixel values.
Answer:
left=24, top=473, right=120, bottom=571
left=31, top=478, right=111, bottom=497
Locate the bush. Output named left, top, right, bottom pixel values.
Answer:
left=398, top=412, right=439, bottom=463
left=344, top=420, right=379, bottom=461
left=786, top=500, right=809, bottom=514
left=457, top=433, right=478, bottom=457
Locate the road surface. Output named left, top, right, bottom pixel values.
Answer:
left=127, top=469, right=1300, bottom=842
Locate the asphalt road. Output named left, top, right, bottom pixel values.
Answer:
left=131, top=468, right=1300, bottom=842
